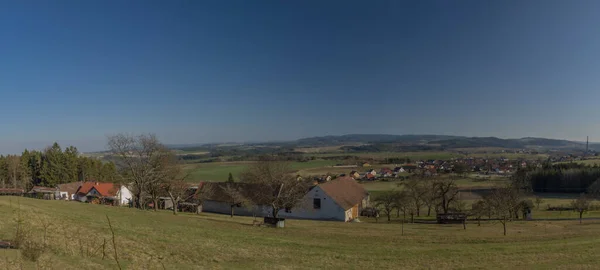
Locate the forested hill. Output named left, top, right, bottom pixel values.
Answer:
left=293, top=134, right=461, bottom=146
left=168, top=134, right=598, bottom=153
left=291, top=134, right=594, bottom=150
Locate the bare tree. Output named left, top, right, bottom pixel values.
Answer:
left=194, top=183, right=215, bottom=214
left=486, top=184, right=521, bottom=235
left=159, top=153, right=192, bottom=215
left=422, top=181, right=436, bottom=216
left=470, top=200, right=488, bottom=226
left=433, top=178, right=460, bottom=214
left=220, top=183, right=247, bottom=217
left=535, top=196, right=544, bottom=210
left=571, top=193, right=591, bottom=224
left=374, top=190, right=397, bottom=222
left=164, top=179, right=191, bottom=215
left=145, top=180, right=164, bottom=211
left=402, top=179, right=428, bottom=217
left=107, top=133, right=171, bottom=209
left=240, top=159, right=310, bottom=219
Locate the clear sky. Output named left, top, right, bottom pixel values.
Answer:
left=1, top=0, right=599, bottom=153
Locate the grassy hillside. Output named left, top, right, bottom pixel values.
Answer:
left=2, top=197, right=600, bottom=269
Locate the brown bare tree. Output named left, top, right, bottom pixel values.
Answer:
left=485, top=184, right=521, bottom=235
left=534, top=197, right=544, bottom=210
left=571, top=193, right=591, bottom=224
left=220, top=183, right=247, bottom=217
left=240, top=159, right=310, bottom=219
left=194, top=182, right=215, bottom=214
left=374, top=190, right=398, bottom=222
left=403, top=179, right=428, bottom=217
left=422, top=181, right=436, bottom=216
left=433, top=178, right=460, bottom=214
left=107, top=133, right=171, bottom=209
left=470, top=200, right=489, bottom=226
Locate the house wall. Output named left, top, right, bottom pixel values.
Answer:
left=202, top=201, right=271, bottom=217
left=116, top=186, right=132, bottom=205
left=203, top=186, right=366, bottom=222
left=55, top=191, right=68, bottom=200
left=280, top=186, right=346, bottom=221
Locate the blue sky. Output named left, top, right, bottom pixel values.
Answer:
left=1, top=0, right=600, bottom=153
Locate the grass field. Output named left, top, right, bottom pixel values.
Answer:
left=556, top=158, right=600, bottom=166
left=2, top=197, right=600, bottom=269
left=181, top=160, right=342, bottom=182
left=310, top=151, right=460, bottom=160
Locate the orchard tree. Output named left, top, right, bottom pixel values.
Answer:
left=571, top=194, right=591, bottom=224
left=107, top=133, right=173, bottom=209
left=374, top=190, right=397, bottom=222
left=240, top=158, right=310, bottom=219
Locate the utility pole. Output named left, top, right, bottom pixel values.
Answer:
left=586, top=136, right=589, bottom=156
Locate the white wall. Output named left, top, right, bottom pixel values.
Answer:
left=203, top=201, right=271, bottom=217
left=280, top=186, right=347, bottom=221
left=202, top=186, right=359, bottom=222
left=117, top=186, right=132, bottom=206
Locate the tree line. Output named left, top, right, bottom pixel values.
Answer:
left=0, top=142, right=117, bottom=190
left=513, top=163, right=600, bottom=193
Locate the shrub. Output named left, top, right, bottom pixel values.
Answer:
left=20, top=238, right=45, bottom=262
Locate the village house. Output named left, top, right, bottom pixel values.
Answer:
left=28, top=186, right=57, bottom=200
left=393, top=167, right=405, bottom=173
left=201, top=177, right=369, bottom=222
left=74, top=182, right=132, bottom=206
left=57, top=181, right=83, bottom=200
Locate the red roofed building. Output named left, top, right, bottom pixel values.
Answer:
left=74, top=182, right=132, bottom=205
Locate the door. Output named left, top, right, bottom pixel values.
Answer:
left=351, top=205, right=359, bottom=219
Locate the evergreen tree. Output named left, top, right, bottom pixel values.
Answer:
left=40, top=142, right=66, bottom=186
left=0, top=155, right=7, bottom=188
left=64, top=146, right=79, bottom=183
left=227, top=172, right=235, bottom=183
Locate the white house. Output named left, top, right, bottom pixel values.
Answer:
left=201, top=177, right=369, bottom=222
left=74, top=182, right=132, bottom=206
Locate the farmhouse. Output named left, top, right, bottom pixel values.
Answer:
left=74, top=182, right=132, bottom=205
left=201, top=177, right=369, bottom=222
left=349, top=170, right=360, bottom=179
left=57, top=181, right=82, bottom=200
left=28, top=186, right=57, bottom=200
left=285, top=176, right=370, bottom=221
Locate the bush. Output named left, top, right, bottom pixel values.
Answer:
left=20, top=238, right=45, bottom=262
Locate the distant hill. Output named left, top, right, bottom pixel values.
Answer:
left=165, top=134, right=597, bottom=153
left=294, top=134, right=461, bottom=146
left=430, top=137, right=583, bottom=149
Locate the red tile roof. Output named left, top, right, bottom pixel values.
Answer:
left=76, top=182, right=119, bottom=197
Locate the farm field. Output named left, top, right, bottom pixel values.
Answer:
left=181, top=160, right=341, bottom=182
left=310, top=151, right=460, bottom=160
left=556, top=158, right=600, bottom=166
left=2, top=197, right=600, bottom=269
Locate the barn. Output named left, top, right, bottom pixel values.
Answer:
left=201, top=176, right=369, bottom=222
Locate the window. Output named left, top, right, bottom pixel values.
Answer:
left=313, top=198, right=321, bottom=209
